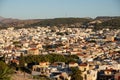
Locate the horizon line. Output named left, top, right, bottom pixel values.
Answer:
left=1, top=15, right=120, bottom=20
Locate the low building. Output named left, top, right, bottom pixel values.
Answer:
left=32, top=62, right=50, bottom=76
left=97, top=69, right=118, bottom=80
left=69, top=62, right=78, bottom=67
left=27, top=48, right=39, bottom=55
left=78, top=63, right=89, bottom=72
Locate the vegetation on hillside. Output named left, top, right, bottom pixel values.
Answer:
left=0, top=61, right=13, bottom=80
left=70, top=67, right=83, bottom=80
left=24, top=54, right=79, bottom=64
left=94, top=18, right=120, bottom=30
left=1, top=17, right=120, bottom=30
left=26, top=18, right=92, bottom=27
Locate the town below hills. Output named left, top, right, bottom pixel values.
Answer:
left=0, top=16, right=120, bottom=30
left=0, top=16, right=120, bottom=80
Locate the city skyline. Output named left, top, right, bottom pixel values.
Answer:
left=0, top=0, right=120, bottom=19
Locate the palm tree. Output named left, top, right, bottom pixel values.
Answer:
left=0, top=61, right=13, bottom=80
left=70, top=67, right=83, bottom=80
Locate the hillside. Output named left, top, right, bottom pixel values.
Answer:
left=27, top=18, right=92, bottom=27
left=0, top=16, right=42, bottom=29
left=0, top=16, right=120, bottom=29
left=93, top=18, right=120, bottom=30
left=0, top=16, right=5, bottom=21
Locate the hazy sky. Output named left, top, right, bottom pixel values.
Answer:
left=0, top=0, right=120, bottom=19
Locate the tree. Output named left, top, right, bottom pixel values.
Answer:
left=70, top=67, right=83, bottom=80
left=24, top=54, right=77, bottom=64
left=0, top=54, right=5, bottom=62
left=0, top=61, right=13, bottom=80
left=19, top=53, right=25, bottom=68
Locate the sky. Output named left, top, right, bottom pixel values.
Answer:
left=0, top=0, right=120, bottom=19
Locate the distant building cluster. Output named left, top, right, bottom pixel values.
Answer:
left=0, top=26, right=120, bottom=80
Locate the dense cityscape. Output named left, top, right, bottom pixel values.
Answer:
left=0, top=16, right=120, bottom=80
left=0, top=0, right=120, bottom=80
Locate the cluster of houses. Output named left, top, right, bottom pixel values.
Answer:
left=0, top=26, right=120, bottom=80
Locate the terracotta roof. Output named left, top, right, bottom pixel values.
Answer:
left=11, top=59, right=19, bottom=63
left=105, top=68, right=114, bottom=72
left=79, top=63, right=87, bottom=66
left=69, top=62, right=76, bottom=64
left=77, top=53, right=84, bottom=56
left=51, top=63, right=58, bottom=66
left=29, top=48, right=37, bottom=51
